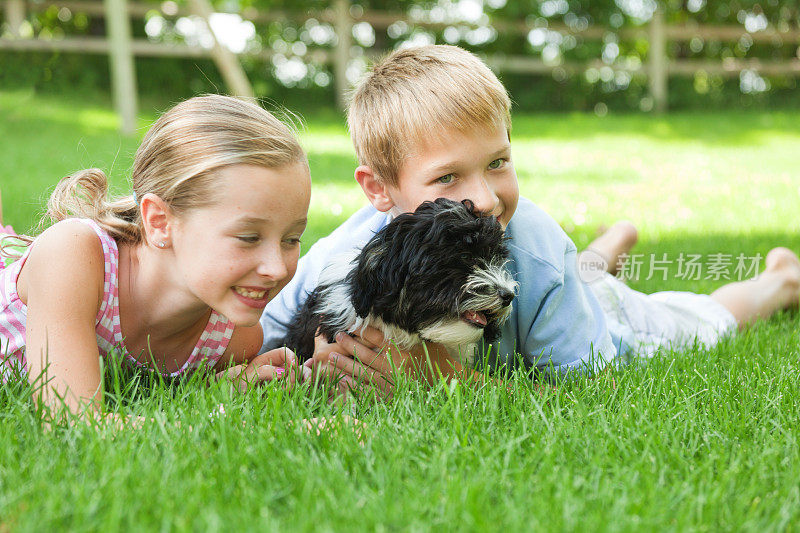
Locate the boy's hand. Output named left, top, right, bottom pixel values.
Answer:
left=340, top=328, right=491, bottom=387
left=305, top=327, right=411, bottom=397
left=305, top=330, right=397, bottom=397
left=303, top=334, right=356, bottom=399
left=217, top=347, right=307, bottom=392
left=307, top=327, right=458, bottom=395
left=329, top=329, right=408, bottom=396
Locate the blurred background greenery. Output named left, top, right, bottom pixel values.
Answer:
left=1, top=0, right=799, bottom=113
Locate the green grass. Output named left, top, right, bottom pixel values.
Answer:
left=2, top=89, right=800, bottom=531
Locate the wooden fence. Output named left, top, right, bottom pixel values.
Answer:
left=3, top=0, right=800, bottom=134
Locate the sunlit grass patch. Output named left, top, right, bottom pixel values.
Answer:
left=2, top=94, right=800, bottom=529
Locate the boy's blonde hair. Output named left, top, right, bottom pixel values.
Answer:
left=44, top=95, right=307, bottom=245
left=347, top=45, right=511, bottom=186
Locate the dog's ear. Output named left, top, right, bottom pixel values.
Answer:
left=348, top=236, right=392, bottom=318
left=349, top=217, right=417, bottom=321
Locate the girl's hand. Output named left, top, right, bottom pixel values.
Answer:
left=217, top=347, right=307, bottom=392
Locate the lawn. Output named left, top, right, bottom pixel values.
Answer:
left=1, top=89, right=800, bottom=531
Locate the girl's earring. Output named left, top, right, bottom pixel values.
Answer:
left=158, top=242, right=167, bottom=248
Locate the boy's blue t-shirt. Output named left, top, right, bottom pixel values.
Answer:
left=260, top=197, right=617, bottom=377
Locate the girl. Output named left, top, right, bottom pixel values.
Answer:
left=0, top=95, right=311, bottom=417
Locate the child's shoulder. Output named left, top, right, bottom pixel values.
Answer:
left=315, top=203, right=389, bottom=252
left=505, top=196, right=575, bottom=275
left=26, top=219, right=107, bottom=278
left=35, top=218, right=103, bottom=248
left=35, top=218, right=106, bottom=249
left=18, top=219, right=106, bottom=303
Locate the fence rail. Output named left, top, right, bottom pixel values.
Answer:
left=3, top=0, right=800, bottom=133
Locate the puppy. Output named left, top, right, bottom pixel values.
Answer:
left=283, top=198, right=518, bottom=367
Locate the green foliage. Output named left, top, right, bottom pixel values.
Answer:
left=2, top=1, right=799, bottom=110
left=0, top=51, right=337, bottom=110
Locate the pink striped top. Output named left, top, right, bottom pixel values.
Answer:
left=0, top=218, right=234, bottom=379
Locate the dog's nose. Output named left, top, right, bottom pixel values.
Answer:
left=498, top=288, right=515, bottom=307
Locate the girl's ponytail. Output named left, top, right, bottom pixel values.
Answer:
left=44, top=169, right=141, bottom=243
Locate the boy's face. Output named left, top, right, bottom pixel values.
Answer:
left=373, top=123, right=519, bottom=229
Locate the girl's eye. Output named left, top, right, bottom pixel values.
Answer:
left=284, top=237, right=302, bottom=247
left=237, top=235, right=260, bottom=244
left=488, top=158, right=506, bottom=170
left=437, top=174, right=455, bottom=184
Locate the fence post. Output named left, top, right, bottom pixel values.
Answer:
left=188, top=0, right=255, bottom=101
left=648, top=4, right=668, bottom=113
left=333, top=0, right=352, bottom=110
left=5, top=0, right=25, bottom=37
left=104, top=0, right=137, bottom=135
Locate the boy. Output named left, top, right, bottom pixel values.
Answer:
left=261, top=45, right=800, bottom=386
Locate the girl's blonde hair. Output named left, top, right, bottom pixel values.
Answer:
left=43, top=94, right=307, bottom=245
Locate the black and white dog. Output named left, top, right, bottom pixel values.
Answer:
left=283, top=198, right=518, bottom=367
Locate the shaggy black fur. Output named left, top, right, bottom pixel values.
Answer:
left=283, top=198, right=512, bottom=361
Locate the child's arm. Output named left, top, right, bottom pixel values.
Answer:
left=313, top=330, right=557, bottom=396
left=217, top=324, right=305, bottom=389
left=221, top=324, right=265, bottom=365
left=21, top=221, right=106, bottom=415
left=514, top=245, right=617, bottom=378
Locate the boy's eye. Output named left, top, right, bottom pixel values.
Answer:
left=488, top=158, right=506, bottom=170
left=437, top=174, right=455, bottom=184
left=284, top=237, right=302, bottom=247
left=237, top=235, right=260, bottom=244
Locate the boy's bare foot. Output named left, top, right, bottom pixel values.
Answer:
left=764, top=247, right=800, bottom=309
left=711, top=246, right=800, bottom=327
left=581, top=221, right=638, bottom=276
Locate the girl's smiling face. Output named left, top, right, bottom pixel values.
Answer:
left=170, top=162, right=311, bottom=325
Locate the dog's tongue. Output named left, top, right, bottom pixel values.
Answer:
left=462, top=310, right=487, bottom=327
